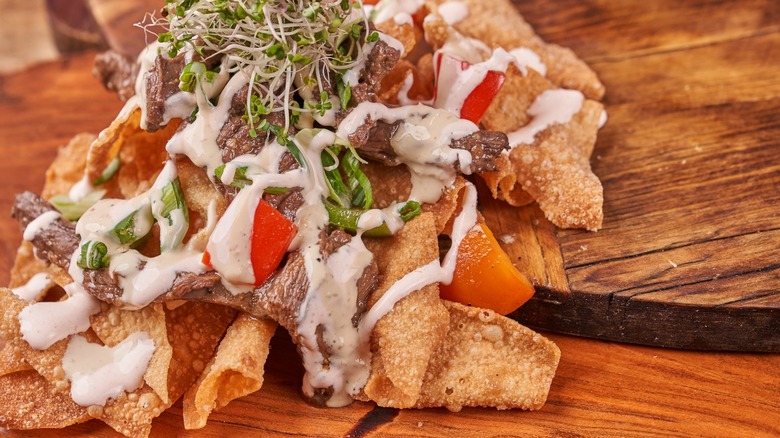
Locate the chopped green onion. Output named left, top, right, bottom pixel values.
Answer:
left=215, top=164, right=252, bottom=189
left=49, top=189, right=106, bottom=221
left=77, top=241, right=109, bottom=269
left=264, top=186, right=290, bottom=195
left=157, top=177, right=189, bottom=251
left=337, top=76, right=352, bottom=110
left=399, top=201, right=422, bottom=222
left=93, top=156, right=121, bottom=186
left=113, top=206, right=153, bottom=246
left=324, top=202, right=391, bottom=237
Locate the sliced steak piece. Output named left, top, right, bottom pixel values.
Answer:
left=93, top=50, right=139, bottom=101
left=144, top=53, right=186, bottom=132
left=350, top=120, right=510, bottom=173
left=351, top=40, right=402, bottom=106
left=12, top=191, right=79, bottom=269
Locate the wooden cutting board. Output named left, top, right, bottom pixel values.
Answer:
left=1, top=0, right=779, bottom=353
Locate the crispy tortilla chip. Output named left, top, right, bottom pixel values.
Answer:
left=91, top=304, right=173, bottom=404
left=479, top=61, right=605, bottom=230
left=41, top=132, right=96, bottom=200
left=183, top=313, right=277, bottom=429
left=426, top=0, right=604, bottom=100
left=377, top=19, right=417, bottom=57
left=359, top=213, right=449, bottom=408
left=415, top=301, right=560, bottom=411
left=95, top=302, right=234, bottom=438
left=9, top=241, right=53, bottom=289
left=362, top=161, right=412, bottom=208
left=0, top=342, right=30, bottom=377
left=83, top=107, right=179, bottom=199
left=0, top=370, right=89, bottom=430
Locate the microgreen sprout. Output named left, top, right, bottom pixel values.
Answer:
left=145, top=0, right=374, bottom=138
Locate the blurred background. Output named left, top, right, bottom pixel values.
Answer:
left=0, top=0, right=159, bottom=74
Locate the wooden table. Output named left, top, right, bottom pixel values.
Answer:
left=0, top=0, right=779, bottom=436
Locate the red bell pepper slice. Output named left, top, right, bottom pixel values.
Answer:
left=202, top=199, right=297, bottom=286
left=433, top=53, right=506, bottom=125
left=250, top=199, right=297, bottom=286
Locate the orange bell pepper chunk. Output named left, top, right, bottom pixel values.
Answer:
left=439, top=223, right=535, bottom=315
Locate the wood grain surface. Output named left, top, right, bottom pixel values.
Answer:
left=0, top=0, right=779, bottom=436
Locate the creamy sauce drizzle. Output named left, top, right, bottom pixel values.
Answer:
left=337, top=102, right=477, bottom=203
left=166, top=72, right=249, bottom=177
left=18, top=282, right=101, bottom=350
left=438, top=1, right=469, bottom=25
left=11, top=272, right=51, bottom=302
left=372, top=0, right=424, bottom=24
left=509, top=47, right=547, bottom=76
left=508, top=89, right=584, bottom=147
left=23, top=211, right=61, bottom=241
left=62, top=332, right=155, bottom=406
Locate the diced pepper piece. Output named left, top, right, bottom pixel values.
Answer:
left=439, top=223, right=534, bottom=315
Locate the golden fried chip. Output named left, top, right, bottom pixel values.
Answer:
left=84, top=108, right=142, bottom=185
left=116, top=121, right=179, bottom=199
left=359, top=213, right=450, bottom=408
left=0, top=342, right=30, bottom=377
left=376, top=19, right=417, bottom=57
left=177, top=156, right=228, bottom=250
left=91, top=304, right=173, bottom=404
left=183, top=313, right=277, bottom=429
left=479, top=62, right=605, bottom=230
left=94, top=302, right=234, bottom=438
left=41, top=132, right=95, bottom=200
left=0, top=370, right=89, bottom=430
left=426, top=0, right=604, bottom=100
left=415, top=301, right=560, bottom=411
left=9, top=241, right=52, bottom=289
left=361, top=161, right=412, bottom=208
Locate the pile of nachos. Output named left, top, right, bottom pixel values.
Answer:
left=1, top=0, right=606, bottom=435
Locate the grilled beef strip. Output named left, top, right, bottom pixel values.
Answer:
left=93, top=50, right=139, bottom=101
left=348, top=120, right=510, bottom=173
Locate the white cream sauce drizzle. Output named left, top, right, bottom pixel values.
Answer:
left=18, top=282, right=101, bottom=350
left=11, top=272, right=51, bottom=302
left=371, top=0, right=424, bottom=24
left=22, top=211, right=61, bottom=242
left=507, top=89, right=584, bottom=147
left=62, top=332, right=155, bottom=407
left=166, top=72, right=249, bottom=177
left=438, top=1, right=469, bottom=25
left=509, top=47, right=547, bottom=76
left=68, top=176, right=95, bottom=202
left=206, top=167, right=306, bottom=293
left=337, top=102, right=477, bottom=203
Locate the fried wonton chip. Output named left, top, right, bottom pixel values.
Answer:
left=0, top=286, right=235, bottom=438
left=183, top=313, right=277, bottom=429
left=93, top=302, right=235, bottom=438
left=0, top=370, right=89, bottom=430
left=82, top=107, right=179, bottom=199
left=91, top=304, right=173, bottom=404
left=480, top=63, right=605, bottom=230
left=0, top=341, right=30, bottom=377
left=41, top=132, right=96, bottom=200
left=376, top=19, right=417, bottom=57
left=378, top=59, right=434, bottom=105
left=358, top=213, right=449, bottom=408
left=415, top=301, right=560, bottom=411
left=426, top=0, right=604, bottom=100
